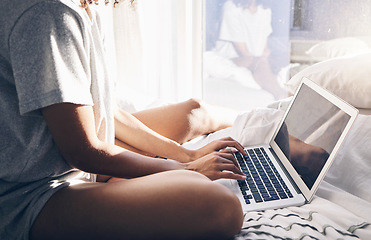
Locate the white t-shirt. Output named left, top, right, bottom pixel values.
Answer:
left=215, top=1, right=273, bottom=58
left=0, top=1, right=114, bottom=239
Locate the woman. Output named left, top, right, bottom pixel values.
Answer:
left=215, top=0, right=286, bottom=99
left=0, top=0, right=246, bottom=239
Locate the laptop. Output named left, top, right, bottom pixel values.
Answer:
left=217, top=77, right=358, bottom=211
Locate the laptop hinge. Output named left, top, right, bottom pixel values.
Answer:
left=269, top=147, right=302, bottom=195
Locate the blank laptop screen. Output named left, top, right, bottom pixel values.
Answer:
left=274, top=84, right=351, bottom=189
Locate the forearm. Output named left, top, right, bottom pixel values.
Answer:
left=114, top=108, right=194, bottom=162
left=232, top=42, right=252, bottom=57
left=41, top=103, right=190, bottom=178
left=42, top=103, right=245, bottom=181
left=73, top=141, right=187, bottom=179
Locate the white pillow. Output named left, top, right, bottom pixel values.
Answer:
left=285, top=52, right=371, bottom=109
left=306, top=37, right=371, bottom=61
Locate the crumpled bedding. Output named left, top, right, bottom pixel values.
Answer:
left=182, top=106, right=371, bottom=239
left=236, top=183, right=371, bottom=239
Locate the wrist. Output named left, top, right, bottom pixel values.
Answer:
left=167, top=158, right=190, bottom=171
left=178, top=146, right=197, bottom=163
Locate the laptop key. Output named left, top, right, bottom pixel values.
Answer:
left=236, top=149, right=293, bottom=204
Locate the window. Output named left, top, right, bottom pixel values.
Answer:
left=203, top=0, right=291, bottom=110
left=110, top=0, right=371, bottom=112
left=291, top=0, right=303, bottom=30
left=202, top=0, right=371, bottom=111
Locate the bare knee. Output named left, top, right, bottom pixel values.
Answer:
left=186, top=98, right=235, bottom=136
left=185, top=98, right=203, bottom=111
left=184, top=99, right=219, bottom=137
left=169, top=171, right=243, bottom=238
left=184, top=98, right=208, bottom=127
left=204, top=183, right=244, bottom=238
left=183, top=178, right=243, bottom=239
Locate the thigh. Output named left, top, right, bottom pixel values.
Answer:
left=30, top=170, right=243, bottom=240
left=132, top=99, right=204, bottom=144
left=132, top=99, right=234, bottom=144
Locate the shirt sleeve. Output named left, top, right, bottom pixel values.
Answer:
left=9, top=2, right=93, bottom=116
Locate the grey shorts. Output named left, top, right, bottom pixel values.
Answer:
left=0, top=171, right=92, bottom=240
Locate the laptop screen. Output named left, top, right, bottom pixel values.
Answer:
left=274, top=84, right=351, bottom=189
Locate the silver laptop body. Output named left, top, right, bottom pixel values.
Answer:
left=218, top=77, right=358, bottom=211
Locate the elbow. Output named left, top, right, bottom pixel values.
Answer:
left=60, top=138, right=104, bottom=173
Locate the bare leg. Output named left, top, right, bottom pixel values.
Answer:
left=132, top=99, right=237, bottom=144
left=251, top=57, right=287, bottom=100
left=30, top=170, right=243, bottom=240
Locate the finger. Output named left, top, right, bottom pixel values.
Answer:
left=219, top=137, right=245, bottom=153
left=219, top=147, right=237, bottom=154
left=218, top=171, right=246, bottom=181
left=217, top=152, right=240, bottom=167
left=217, top=153, right=237, bottom=164
left=214, top=140, right=245, bottom=155
left=217, top=163, right=244, bottom=176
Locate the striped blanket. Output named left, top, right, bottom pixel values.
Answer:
left=236, top=194, right=370, bottom=239
left=233, top=110, right=371, bottom=239
left=183, top=107, right=371, bottom=239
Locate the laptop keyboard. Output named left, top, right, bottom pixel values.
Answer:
left=235, top=148, right=294, bottom=204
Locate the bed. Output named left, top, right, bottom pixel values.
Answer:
left=184, top=105, right=371, bottom=239
left=289, top=37, right=371, bottom=78
left=116, top=37, right=371, bottom=239
left=202, top=36, right=371, bottom=113
left=184, top=46, right=371, bottom=239
left=202, top=48, right=290, bottom=111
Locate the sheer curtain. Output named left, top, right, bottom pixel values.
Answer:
left=112, top=0, right=202, bottom=111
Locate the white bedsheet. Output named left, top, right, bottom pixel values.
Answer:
left=183, top=106, right=371, bottom=239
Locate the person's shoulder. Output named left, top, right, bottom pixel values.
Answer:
left=7, top=0, right=91, bottom=53
left=257, top=5, right=272, bottom=14
left=3, top=0, right=82, bottom=16
left=11, top=0, right=85, bottom=26
left=1, top=0, right=81, bottom=52
left=223, top=0, right=241, bottom=16
left=28, top=0, right=84, bottom=19
left=11, top=0, right=89, bottom=35
left=223, top=1, right=238, bottom=11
